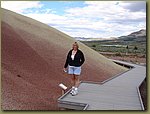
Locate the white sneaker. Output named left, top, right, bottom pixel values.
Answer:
left=70, top=86, right=75, bottom=94
left=71, top=87, right=78, bottom=96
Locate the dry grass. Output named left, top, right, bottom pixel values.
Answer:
left=101, top=52, right=146, bottom=65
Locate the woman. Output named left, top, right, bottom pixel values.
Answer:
left=64, top=42, right=85, bottom=96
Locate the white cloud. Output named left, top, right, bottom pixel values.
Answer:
left=119, top=1, right=146, bottom=12
left=1, top=1, right=43, bottom=13
left=24, top=13, right=67, bottom=24
left=63, top=1, right=146, bottom=37
left=1, top=1, right=146, bottom=38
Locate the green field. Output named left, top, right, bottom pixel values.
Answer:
left=81, top=40, right=146, bottom=55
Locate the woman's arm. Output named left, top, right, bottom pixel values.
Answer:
left=80, top=51, right=85, bottom=65
left=64, top=51, right=70, bottom=68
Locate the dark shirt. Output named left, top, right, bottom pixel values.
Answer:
left=64, top=49, right=85, bottom=68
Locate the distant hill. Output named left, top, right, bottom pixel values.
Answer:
left=75, top=29, right=146, bottom=42
left=1, top=8, right=127, bottom=110
left=117, top=29, right=146, bottom=42
left=74, top=37, right=117, bottom=41
left=128, top=29, right=146, bottom=37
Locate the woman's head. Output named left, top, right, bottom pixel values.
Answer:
left=72, top=42, right=79, bottom=50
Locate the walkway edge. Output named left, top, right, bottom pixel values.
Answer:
left=137, top=83, right=145, bottom=110
left=57, top=59, right=146, bottom=110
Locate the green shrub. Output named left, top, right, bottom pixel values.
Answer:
left=92, top=44, right=96, bottom=47
left=115, top=52, right=122, bottom=56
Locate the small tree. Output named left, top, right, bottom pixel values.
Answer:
left=134, top=46, right=138, bottom=62
left=133, top=46, right=138, bottom=54
left=126, top=45, right=129, bottom=55
left=92, top=44, right=96, bottom=47
left=134, top=46, right=138, bottom=50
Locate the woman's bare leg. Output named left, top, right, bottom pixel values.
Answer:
left=70, top=75, right=80, bottom=95
left=74, top=75, right=80, bottom=88
left=71, top=74, right=76, bottom=86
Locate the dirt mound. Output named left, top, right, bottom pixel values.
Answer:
left=1, top=8, right=127, bottom=110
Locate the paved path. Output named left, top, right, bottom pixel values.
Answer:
left=58, top=60, right=146, bottom=110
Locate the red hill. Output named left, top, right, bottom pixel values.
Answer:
left=1, top=8, right=127, bottom=110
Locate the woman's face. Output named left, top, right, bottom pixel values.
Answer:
left=73, top=44, right=78, bottom=50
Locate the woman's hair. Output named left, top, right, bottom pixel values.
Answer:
left=73, top=42, right=79, bottom=49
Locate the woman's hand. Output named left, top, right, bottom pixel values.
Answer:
left=63, top=68, right=67, bottom=73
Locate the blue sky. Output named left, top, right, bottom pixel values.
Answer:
left=43, top=1, right=86, bottom=15
left=22, top=1, right=86, bottom=15
left=1, top=1, right=146, bottom=38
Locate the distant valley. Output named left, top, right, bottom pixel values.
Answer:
left=81, top=29, right=146, bottom=64
left=75, top=29, right=146, bottom=42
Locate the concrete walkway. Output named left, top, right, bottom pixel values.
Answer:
left=58, top=60, right=146, bottom=110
